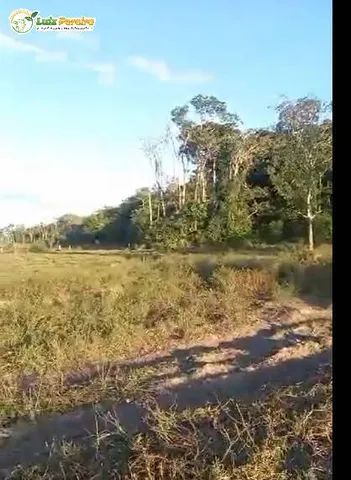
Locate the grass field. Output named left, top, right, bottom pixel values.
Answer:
left=0, top=246, right=332, bottom=478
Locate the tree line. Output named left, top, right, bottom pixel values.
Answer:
left=1, top=95, right=332, bottom=251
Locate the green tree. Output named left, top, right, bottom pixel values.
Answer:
left=269, top=97, right=332, bottom=251
left=171, top=95, right=241, bottom=205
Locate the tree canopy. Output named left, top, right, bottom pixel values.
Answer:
left=0, top=95, right=332, bottom=251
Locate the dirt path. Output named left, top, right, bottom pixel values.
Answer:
left=0, top=301, right=332, bottom=477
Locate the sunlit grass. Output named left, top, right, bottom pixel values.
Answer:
left=0, top=246, right=331, bottom=427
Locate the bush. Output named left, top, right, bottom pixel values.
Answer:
left=211, top=266, right=277, bottom=323
left=28, top=242, right=49, bottom=253
left=277, top=255, right=332, bottom=302
left=259, top=219, right=284, bottom=244
left=282, top=218, right=305, bottom=242
left=314, top=213, right=332, bottom=244
left=277, top=261, right=302, bottom=288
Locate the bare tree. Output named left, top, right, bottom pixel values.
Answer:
left=142, top=137, right=167, bottom=218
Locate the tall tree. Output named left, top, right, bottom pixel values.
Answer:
left=269, top=97, right=332, bottom=250
left=171, top=95, right=241, bottom=204
left=142, top=138, right=168, bottom=219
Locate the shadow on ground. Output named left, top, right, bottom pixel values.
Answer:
left=116, top=315, right=330, bottom=378
left=0, top=313, right=332, bottom=474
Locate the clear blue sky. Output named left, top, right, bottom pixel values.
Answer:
left=0, top=0, right=332, bottom=226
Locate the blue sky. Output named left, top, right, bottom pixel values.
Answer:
left=0, top=0, right=332, bottom=227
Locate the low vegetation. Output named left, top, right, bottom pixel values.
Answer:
left=9, top=371, right=332, bottom=479
left=1, top=250, right=273, bottom=423
left=0, top=236, right=331, bottom=479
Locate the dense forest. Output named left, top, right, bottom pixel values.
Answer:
left=1, top=95, right=332, bottom=251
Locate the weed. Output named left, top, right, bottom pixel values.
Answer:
left=8, top=373, right=332, bottom=479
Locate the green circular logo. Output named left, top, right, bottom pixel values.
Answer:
left=9, top=9, right=38, bottom=34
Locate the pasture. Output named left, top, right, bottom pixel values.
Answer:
left=0, top=246, right=332, bottom=478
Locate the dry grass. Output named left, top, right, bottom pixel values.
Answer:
left=0, top=247, right=332, bottom=477
left=0, top=251, right=280, bottom=426
left=9, top=371, right=332, bottom=479
left=0, top=247, right=332, bottom=427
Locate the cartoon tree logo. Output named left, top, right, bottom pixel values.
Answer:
left=10, top=10, right=38, bottom=34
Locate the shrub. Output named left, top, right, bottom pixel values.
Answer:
left=211, top=267, right=277, bottom=324
left=28, top=242, right=48, bottom=253
left=314, top=213, right=332, bottom=244
left=260, top=219, right=284, bottom=244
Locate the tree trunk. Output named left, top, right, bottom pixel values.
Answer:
left=306, top=191, right=314, bottom=251
left=148, top=192, right=153, bottom=226
left=181, top=155, right=187, bottom=207
left=201, top=169, right=207, bottom=203
left=308, top=216, right=314, bottom=251
left=178, top=181, right=181, bottom=212
left=160, top=191, right=166, bottom=217
left=212, top=156, right=217, bottom=189
left=194, top=172, right=199, bottom=203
